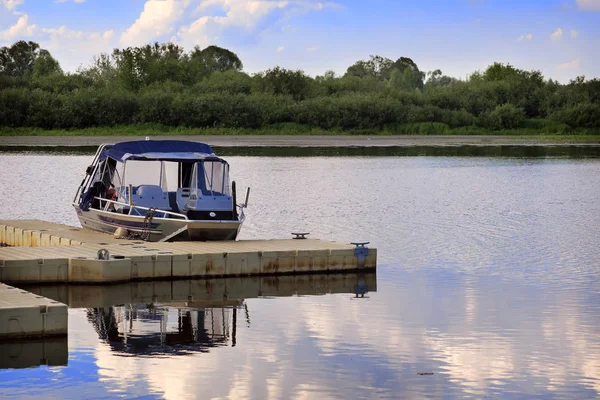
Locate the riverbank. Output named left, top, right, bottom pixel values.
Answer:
left=0, top=135, right=600, bottom=147
left=3, top=135, right=600, bottom=158
left=0, top=123, right=600, bottom=146
left=1, top=134, right=599, bottom=148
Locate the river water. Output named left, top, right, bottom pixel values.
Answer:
left=1, top=153, right=600, bottom=399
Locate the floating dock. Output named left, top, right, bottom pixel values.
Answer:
left=0, top=220, right=376, bottom=284
left=0, top=219, right=376, bottom=340
left=0, top=283, right=67, bottom=340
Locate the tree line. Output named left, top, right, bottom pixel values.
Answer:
left=0, top=40, right=598, bottom=133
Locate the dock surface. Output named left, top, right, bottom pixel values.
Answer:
left=0, top=283, right=67, bottom=340
left=0, top=220, right=377, bottom=284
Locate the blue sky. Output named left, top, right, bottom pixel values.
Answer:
left=1, top=0, right=599, bottom=82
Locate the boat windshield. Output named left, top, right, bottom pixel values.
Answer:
left=190, top=160, right=231, bottom=197
left=121, top=160, right=179, bottom=192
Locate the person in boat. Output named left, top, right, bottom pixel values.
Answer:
left=105, top=184, right=118, bottom=211
left=106, top=185, right=117, bottom=200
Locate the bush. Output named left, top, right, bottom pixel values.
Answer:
left=0, top=88, right=29, bottom=127
left=480, top=104, right=526, bottom=130
left=27, top=89, right=62, bottom=128
left=550, top=103, right=600, bottom=129
left=294, top=94, right=397, bottom=129
left=195, top=70, right=252, bottom=95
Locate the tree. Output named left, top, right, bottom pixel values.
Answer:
left=78, top=53, right=116, bottom=87
left=190, top=45, right=243, bottom=73
left=391, top=57, right=425, bottom=90
left=482, top=104, right=526, bottom=130
left=0, top=41, right=42, bottom=78
left=345, top=55, right=394, bottom=80
left=480, top=62, right=543, bottom=86
left=389, top=68, right=417, bottom=91
left=255, top=66, right=311, bottom=101
left=112, top=42, right=189, bottom=90
left=32, top=50, right=63, bottom=78
left=426, top=69, right=456, bottom=88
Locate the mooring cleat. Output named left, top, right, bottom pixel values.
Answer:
left=292, top=232, right=310, bottom=239
left=97, top=248, right=110, bottom=260
left=351, top=242, right=370, bottom=266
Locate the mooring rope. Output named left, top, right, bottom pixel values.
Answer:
left=126, top=207, right=157, bottom=241
left=141, top=208, right=157, bottom=241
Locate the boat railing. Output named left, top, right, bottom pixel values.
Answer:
left=93, top=197, right=189, bottom=220
left=73, top=143, right=114, bottom=203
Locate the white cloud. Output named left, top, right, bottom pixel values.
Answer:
left=0, top=14, right=37, bottom=40
left=556, top=58, right=581, bottom=71
left=550, top=28, right=563, bottom=40
left=570, top=29, right=579, bottom=38
left=38, top=25, right=116, bottom=70
left=276, top=46, right=284, bottom=52
left=120, top=0, right=185, bottom=47
left=517, top=33, right=533, bottom=41
left=575, top=0, right=600, bottom=11
left=306, top=46, right=319, bottom=52
left=174, top=0, right=335, bottom=49
left=2, top=0, right=335, bottom=72
left=1, top=0, right=24, bottom=11
left=177, top=0, right=292, bottom=48
left=0, top=5, right=115, bottom=71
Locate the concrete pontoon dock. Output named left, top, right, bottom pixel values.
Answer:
left=0, top=283, right=67, bottom=340
left=0, top=219, right=376, bottom=340
left=0, top=220, right=377, bottom=284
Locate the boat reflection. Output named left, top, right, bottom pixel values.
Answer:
left=19, top=272, right=376, bottom=363
left=87, top=303, right=239, bottom=356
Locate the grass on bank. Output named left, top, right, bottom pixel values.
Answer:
left=1, top=122, right=599, bottom=142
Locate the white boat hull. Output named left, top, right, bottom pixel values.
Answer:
left=74, top=205, right=244, bottom=242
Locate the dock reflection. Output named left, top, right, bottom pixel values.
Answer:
left=0, top=338, right=68, bottom=369
left=18, top=272, right=375, bottom=363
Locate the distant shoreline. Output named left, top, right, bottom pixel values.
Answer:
left=1, top=135, right=599, bottom=148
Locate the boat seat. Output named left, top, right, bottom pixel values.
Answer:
left=176, top=188, right=191, bottom=211
left=131, top=185, right=171, bottom=211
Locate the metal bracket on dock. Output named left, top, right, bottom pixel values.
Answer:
left=351, top=242, right=370, bottom=263
left=292, top=232, right=310, bottom=240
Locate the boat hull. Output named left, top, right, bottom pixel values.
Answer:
left=73, top=205, right=243, bottom=242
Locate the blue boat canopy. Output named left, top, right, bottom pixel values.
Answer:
left=99, top=140, right=218, bottom=162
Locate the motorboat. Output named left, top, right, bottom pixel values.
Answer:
left=72, top=139, right=248, bottom=242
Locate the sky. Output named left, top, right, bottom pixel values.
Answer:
left=0, top=0, right=599, bottom=82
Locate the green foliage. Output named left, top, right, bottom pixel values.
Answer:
left=32, top=50, right=63, bottom=79
left=0, top=41, right=42, bottom=78
left=293, top=94, right=397, bottom=129
left=0, top=40, right=598, bottom=135
left=481, top=104, right=526, bottom=130
left=255, top=67, right=312, bottom=101
left=190, top=45, right=243, bottom=73
left=426, top=70, right=456, bottom=88
left=345, top=55, right=395, bottom=80
left=196, top=70, right=252, bottom=95
left=550, top=103, right=600, bottom=129
left=0, top=88, right=30, bottom=126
